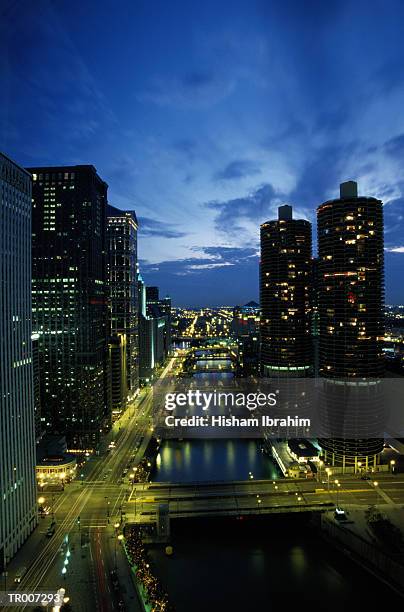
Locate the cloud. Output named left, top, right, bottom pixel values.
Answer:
left=136, top=70, right=236, bottom=109
left=385, top=246, right=404, bottom=253
left=139, top=245, right=259, bottom=306
left=384, top=133, right=404, bottom=158
left=205, top=183, right=281, bottom=238
left=214, top=159, right=261, bottom=181
left=139, top=217, right=188, bottom=239
left=141, top=245, right=257, bottom=276
left=188, top=262, right=234, bottom=270
left=199, top=245, right=258, bottom=261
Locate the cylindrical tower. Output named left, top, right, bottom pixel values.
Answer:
left=317, top=181, right=385, bottom=468
left=260, top=205, right=313, bottom=376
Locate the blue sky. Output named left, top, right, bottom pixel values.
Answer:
left=1, top=0, right=404, bottom=306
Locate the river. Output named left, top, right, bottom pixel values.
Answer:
left=147, top=350, right=402, bottom=609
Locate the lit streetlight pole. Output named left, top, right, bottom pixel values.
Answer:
left=326, top=468, right=332, bottom=492
left=38, top=496, right=45, bottom=518
left=334, top=480, right=341, bottom=506
left=373, top=481, right=379, bottom=506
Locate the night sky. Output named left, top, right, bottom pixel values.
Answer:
left=1, top=0, right=404, bottom=306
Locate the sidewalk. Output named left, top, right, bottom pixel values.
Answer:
left=103, top=526, right=143, bottom=612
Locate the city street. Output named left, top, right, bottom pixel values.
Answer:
left=4, top=358, right=176, bottom=612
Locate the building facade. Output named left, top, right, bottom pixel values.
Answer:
left=232, top=302, right=260, bottom=377
left=138, top=274, right=169, bottom=382
left=260, top=205, right=313, bottom=376
left=0, top=153, right=37, bottom=568
left=317, top=181, right=385, bottom=468
left=107, top=205, right=139, bottom=420
left=29, top=165, right=110, bottom=449
left=146, top=288, right=172, bottom=356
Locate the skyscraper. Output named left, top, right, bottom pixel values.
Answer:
left=0, top=153, right=37, bottom=567
left=107, top=205, right=139, bottom=420
left=260, top=205, right=313, bottom=376
left=146, top=290, right=172, bottom=356
left=145, top=286, right=159, bottom=302
left=138, top=275, right=169, bottom=382
left=29, top=165, right=110, bottom=448
left=317, top=181, right=384, bottom=468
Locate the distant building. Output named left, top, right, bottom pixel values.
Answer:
left=29, top=165, right=110, bottom=449
left=146, top=289, right=172, bottom=355
left=317, top=181, right=385, bottom=469
left=287, top=439, right=319, bottom=463
left=138, top=274, right=169, bottom=382
left=260, top=205, right=313, bottom=376
left=232, top=301, right=260, bottom=337
left=107, top=205, right=139, bottom=420
left=0, top=153, right=37, bottom=567
left=145, top=286, right=159, bottom=302
left=232, top=302, right=260, bottom=376
left=36, top=435, right=76, bottom=487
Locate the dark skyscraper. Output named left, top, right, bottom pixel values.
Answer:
left=317, top=181, right=385, bottom=468
left=260, top=205, right=313, bottom=376
left=107, top=205, right=139, bottom=420
left=146, top=286, right=159, bottom=302
left=29, top=165, right=110, bottom=448
left=1, top=153, right=37, bottom=566
left=146, top=287, right=172, bottom=356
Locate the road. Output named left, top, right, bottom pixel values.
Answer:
left=4, top=358, right=176, bottom=612
left=126, top=474, right=404, bottom=520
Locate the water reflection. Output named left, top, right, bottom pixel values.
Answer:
left=152, top=439, right=280, bottom=482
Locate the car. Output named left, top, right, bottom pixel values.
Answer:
left=14, top=567, right=27, bottom=583
left=46, top=526, right=55, bottom=537
left=361, top=474, right=371, bottom=480
left=334, top=507, right=347, bottom=521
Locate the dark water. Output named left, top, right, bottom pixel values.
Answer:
left=149, top=516, right=402, bottom=611
left=149, top=363, right=403, bottom=608
left=152, top=439, right=280, bottom=482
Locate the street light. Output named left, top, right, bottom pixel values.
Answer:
left=334, top=481, right=341, bottom=506
left=373, top=481, right=379, bottom=505
left=317, top=460, right=324, bottom=482
left=38, top=495, right=45, bottom=517
left=326, top=468, right=332, bottom=491
left=114, top=533, right=124, bottom=569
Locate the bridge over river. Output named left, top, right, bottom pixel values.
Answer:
left=123, top=474, right=404, bottom=524
left=122, top=479, right=360, bottom=524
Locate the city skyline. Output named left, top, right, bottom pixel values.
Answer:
left=2, top=3, right=404, bottom=609
left=1, top=0, right=404, bottom=305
